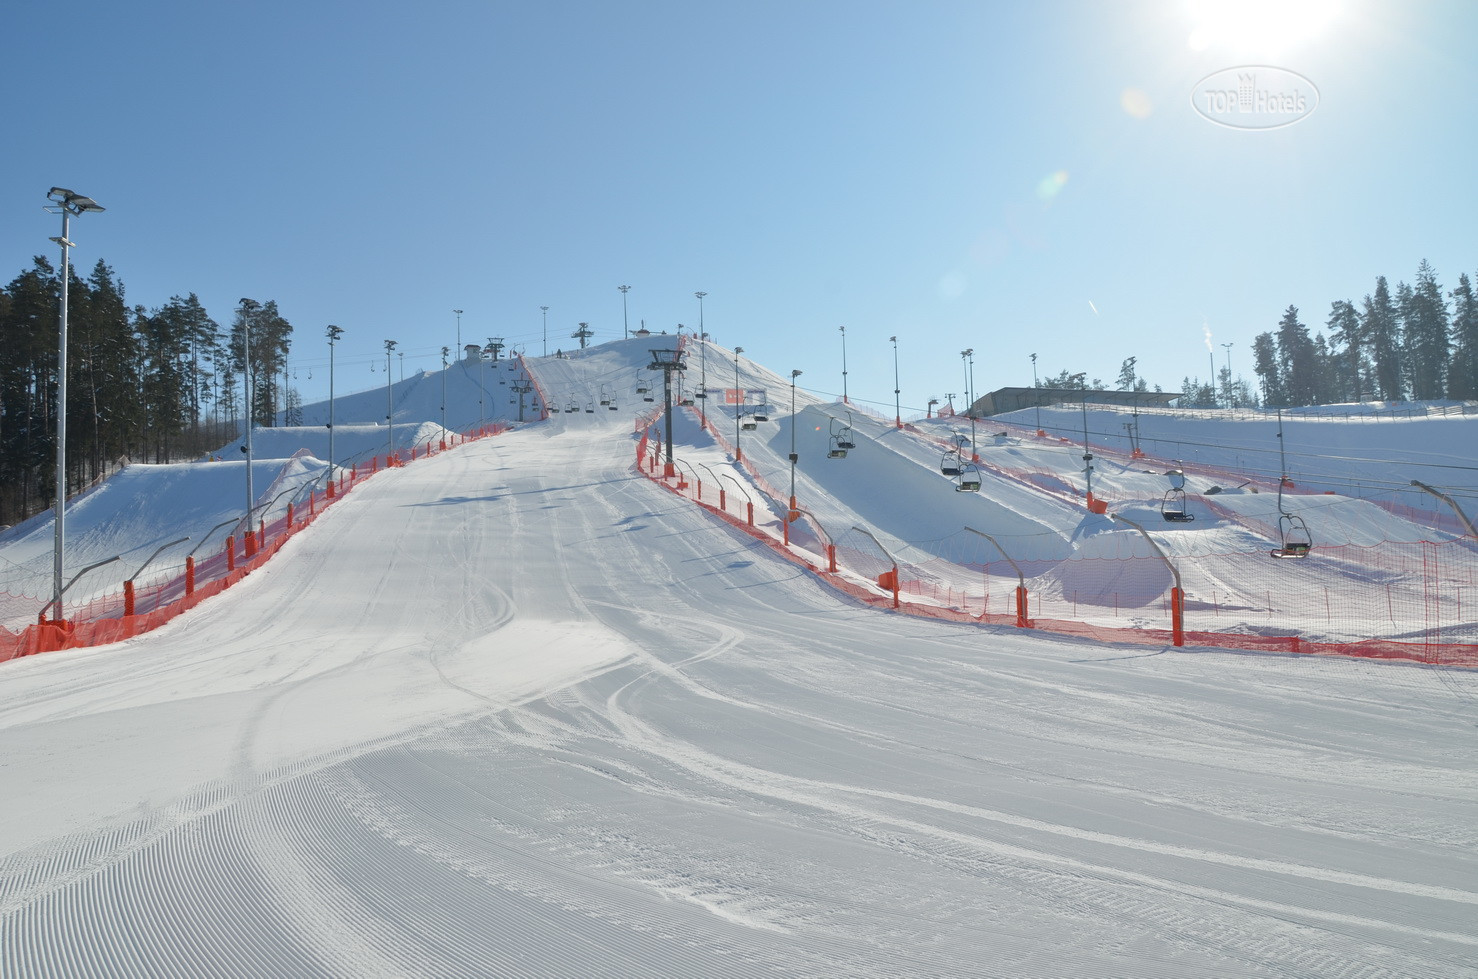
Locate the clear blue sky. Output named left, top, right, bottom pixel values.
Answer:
left=4, top=0, right=1475, bottom=415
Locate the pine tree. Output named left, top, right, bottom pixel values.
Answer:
left=1448, top=272, right=1478, bottom=400
left=1362, top=277, right=1403, bottom=400
left=1402, top=259, right=1450, bottom=399
left=1325, top=299, right=1364, bottom=401
left=1116, top=357, right=1138, bottom=390
left=1275, top=306, right=1317, bottom=406
left=1251, top=332, right=1284, bottom=406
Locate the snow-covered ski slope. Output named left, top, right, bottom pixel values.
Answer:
left=1, top=338, right=1476, bottom=976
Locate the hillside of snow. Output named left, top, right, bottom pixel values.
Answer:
left=1, top=338, right=1475, bottom=977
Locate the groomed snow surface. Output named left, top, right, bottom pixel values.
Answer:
left=2, top=340, right=1476, bottom=977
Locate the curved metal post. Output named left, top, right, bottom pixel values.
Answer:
left=1111, top=513, right=1184, bottom=646
left=964, top=526, right=1029, bottom=627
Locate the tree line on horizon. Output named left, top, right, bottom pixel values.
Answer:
left=0, top=255, right=298, bottom=527
left=1249, top=260, right=1478, bottom=408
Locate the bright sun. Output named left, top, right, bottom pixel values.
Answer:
left=1186, top=0, right=1338, bottom=56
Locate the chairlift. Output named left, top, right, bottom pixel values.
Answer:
left=585, top=402, right=595, bottom=414
left=955, top=462, right=982, bottom=493
left=752, top=408, right=769, bottom=422
left=828, top=414, right=855, bottom=458
left=1160, top=468, right=1194, bottom=522
left=564, top=400, right=578, bottom=413
left=607, top=398, right=618, bottom=411
left=940, top=451, right=962, bottom=477
left=1269, top=411, right=1313, bottom=559
left=599, top=385, right=612, bottom=406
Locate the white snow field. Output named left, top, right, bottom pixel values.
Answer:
left=2, top=339, right=1477, bottom=977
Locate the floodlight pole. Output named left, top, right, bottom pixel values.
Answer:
left=385, top=339, right=397, bottom=457
left=1031, top=352, right=1043, bottom=434
left=541, top=305, right=549, bottom=357
left=44, top=187, right=104, bottom=622
left=618, top=285, right=630, bottom=339
left=453, top=309, right=462, bottom=353
left=890, top=335, right=901, bottom=428
left=1222, top=342, right=1234, bottom=407
left=240, top=298, right=259, bottom=524
left=1072, top=371, right=1092, bottom=500
left=440, top=345, right=449, bottom=435
left=695, top=292, right=708, bottom=426
left=733, top=346, right=744, bottom=463
left=326, top=324, right=343, bottom=473
left=839, top=326, right=848, bottom=404
left=789, top=369, right=803, bottom=513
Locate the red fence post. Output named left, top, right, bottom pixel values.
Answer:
left=747, top=502, right=754, bottom=527
left=225, top=535, right=235, bottom=571
left=244, top=529, right=256, bottom=558
left=327, top=478, right=336, bottom=499
left=123, top=579, right=135, bottom=618
left=1171, top=586, right=1185, bottom=647
left=828, top=544, right=837, bottom=573
left=718, top=488, right=726, bottom=511
left=185, top=556, right=195, bottom=595
left=1015, top=585, right=1029, bottom=628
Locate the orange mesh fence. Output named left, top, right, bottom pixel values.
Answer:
left=635, top=420, right=1478, bottom=669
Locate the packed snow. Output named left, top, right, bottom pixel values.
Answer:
left=1, top=338, right=1475, bottom=977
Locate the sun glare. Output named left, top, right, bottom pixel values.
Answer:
left=1186, top=0, right=1338, bottom=56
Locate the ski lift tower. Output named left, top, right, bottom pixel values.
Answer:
left=485, top=337, right=505, bottom=362
left=648, top=348, right=686, bottom=477
left=573, top=322, right=595, bottom=349
left=512, top=380, right=532, bottom=422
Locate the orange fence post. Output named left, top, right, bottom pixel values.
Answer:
left=244, top=529, right=256, bottom=558
left=327, top=478, right=335, bottom=499
left=225, top=535, right=235, bottom=571
left=747, top=502, right=754, bottom=527
left=718, top=489, right=726, bottom=511
left=286, top=502, right=294, bottom=528
left=1015, top=585, right=1029, bottom=628
left=1171, top=586, right=1185, bottom=647
left=123, top=579, right=135, bottom=618
left=827, top=544, right=837, bottom=573
left=185, top=556, right=195, bottom=595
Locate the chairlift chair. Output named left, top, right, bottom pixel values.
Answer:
left=1161, top=488, right=1194, bottom=522
left=752, top=406, right=770, bottom=422
left=833, top=414, right=856, bottom=450
left=1160, top=468, right=1194, bottom=522
left=585, top=402, right=595, bottom=414
left=955, top=462, right=982, bottom=492
left=1271, top=512, right=1313, bottom=558
left=940, top=452, right=962, bottom=477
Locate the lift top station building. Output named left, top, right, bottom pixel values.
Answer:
left=971, top=387, right=1181, bottom=417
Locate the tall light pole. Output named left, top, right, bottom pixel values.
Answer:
left=695, top=291, right=708, bottom=425
left=966, top=349, right=976, bottom=420
left=541, top=305, right=549, bottom=357
left=326, top=324, right=343, bottom=473
left=1071, top=371, right=1092, bottom=501
left=960, top=349, right=973, bottom=416
left=838, top=325, right=848, bottom=404
left=440, top=345, right=449, bottom=435
left=43, top=187, right=104, bottom=622
left=1221, top=341, right=1234, bottom=407
left=890, top=335, right=901, bottom=428
left=385, top=339, right=397, bottom=457
left=240, top=298, right=260, bottom=525
left=733, top=346, right=744, bottom=462
left=453, top=308, right=463, bottom=353
left=619, top=284, right=631, bottom=339
left=1031, top=352, right=1042, bottom=433
left=789, top=369, right=803, bottom=512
